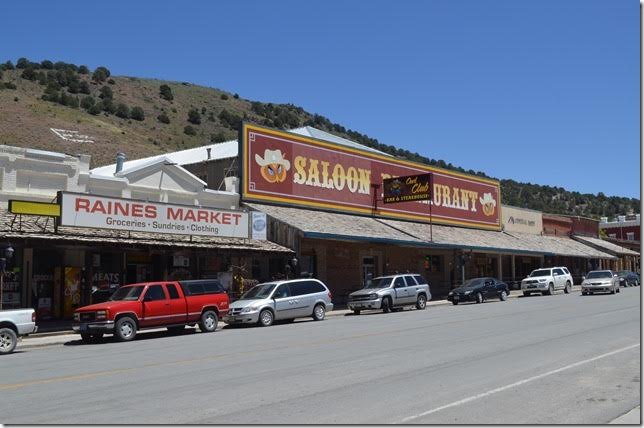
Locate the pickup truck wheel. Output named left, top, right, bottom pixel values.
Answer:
left=312, top=304, right=326, bottom=321
left=199, top=311, right=218, bottom=333
left=452, top=300, right=459, bottom=305
left=114, top=317, right=137, bottom=342
left=415, top=294, right=427, bottom=310
left=564, top=281, right=571, bottom=294
left=353, top=309, right=361, bottom=315
left=523, top=291, right=530, bottom=297
left=258, top=309, right=274, bottom=327
left=381, top=297, right=392, bottom=313
left=0, top=328, right=17, bottom=355
left=499, top=290, right=508, bottom=301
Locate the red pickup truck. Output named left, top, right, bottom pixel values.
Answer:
left=72, top=279, right=229, bottom=343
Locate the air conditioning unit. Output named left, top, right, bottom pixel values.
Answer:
left=173, top=256, right=190, bottom=267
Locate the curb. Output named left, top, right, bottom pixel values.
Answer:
left=18, top=287, right=583, bottom=350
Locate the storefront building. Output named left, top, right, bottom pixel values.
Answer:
left=0, top=145, right=292, bottom=318
left=91, top=124, right=635, bottom=302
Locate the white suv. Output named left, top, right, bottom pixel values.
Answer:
left=521, top=267, right=573, bottom=296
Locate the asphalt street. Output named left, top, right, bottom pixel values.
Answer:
left=1, top=287, right=640, bottom=424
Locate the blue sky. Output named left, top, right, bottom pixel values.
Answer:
left=2, top=0, right=640, bottom=198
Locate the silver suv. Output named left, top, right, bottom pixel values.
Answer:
left=347, top=274, right=431, bottom=315
left=223, top=278, right=334, bottom=327
left=521, top=266, right=573, bottom=296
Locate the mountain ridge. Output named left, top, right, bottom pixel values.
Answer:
left=0, top=58, right=638, bottom=219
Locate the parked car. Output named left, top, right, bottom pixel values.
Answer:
left=347, top=274, right=431, bottom=314
left=447, top=277, right=509, bottom=305
left=521, top=266, right=573, bottom=296
left=616, top=270, right=640, bottom=287
left=0, top=308, right=37, bottom=355
left=224, top=278, right=333, bottom=327
left=72, top=279, right=229, bottom=342
left=581, top=270, right=621, bottom=295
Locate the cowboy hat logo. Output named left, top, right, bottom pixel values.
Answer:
left=479, top=193, right=497, bottom=216
left=255, top=149, right=290, bottom=183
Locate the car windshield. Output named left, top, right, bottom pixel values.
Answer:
left=109, top=286, right=144, bottom=301
left=365, top=277, right=393, bottom=289
left=240, top=283, right=276, bottom=299
left=463, top=278, right=485, bottom=287
left=530, top=269, right=551, bottom=277
left=586, top=271, right=612, bottom=279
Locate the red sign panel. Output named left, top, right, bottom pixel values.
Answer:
left=240, top=123, right=501, bottom=230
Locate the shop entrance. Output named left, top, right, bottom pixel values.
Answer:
left=362, top=256, right=378, bottom=287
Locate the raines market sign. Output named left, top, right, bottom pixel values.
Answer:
left=59, top=193, right=249, bottom=239
left=240, top=123, right=501, bottom=230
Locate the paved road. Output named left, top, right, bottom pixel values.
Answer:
left=2, top=287, right=640, bottom=424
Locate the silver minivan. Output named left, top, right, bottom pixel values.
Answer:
left=223, top=278, right=334, bottom=327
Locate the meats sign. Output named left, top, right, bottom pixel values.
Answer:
left=59, top=193, right=249, bottom=238
left=240, top=124, right=502, bottom=230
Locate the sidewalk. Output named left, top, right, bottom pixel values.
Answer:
left=610, top=406, right=640, bottom=424
left=18, top=287, right=581, bottom=351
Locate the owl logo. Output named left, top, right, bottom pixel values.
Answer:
left=255, top=149, right=290, bottom=183
left=479, top=193, right=497, bottom=216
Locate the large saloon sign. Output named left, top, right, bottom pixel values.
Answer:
left=240, top=123, right=502, bottom=230
left=58, top=192, right=250, bottom=238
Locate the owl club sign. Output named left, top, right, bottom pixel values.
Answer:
left=383, top=174, right=432, bottom=204
left=240, top=123, right=502, bottom=230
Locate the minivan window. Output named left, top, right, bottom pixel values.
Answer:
left=240, top=283, right=276, bottom=299
left=272, top=284, right=291, bottom=299
left=289, top=281, right=308, bottom=296
left=308, top=281, right=326, bottom=293
left=166, top=284, right=180, bottom=299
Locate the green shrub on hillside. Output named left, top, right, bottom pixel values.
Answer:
left=157, top=112, right=170, bottom=124
left=21, top=67, right=37, bottom=81
left=184, top=125, right=197, bottom=136
left=130, top=106, right=145, bottom=121
left=81, top=95, right=95, bottom=110
left=78, top=65, right=89, bottom=74
left=101, top=98, right=116, bottom=114
left=16, top=58, right=29, bottom=69
left=40, top=60, right=54, bottom=70
left=159, top=84, right=173, bottom=101
left=233, top=93, right=239, bottom=99
left=218, top=108, right=242, bottom=130
left=107, top=78, right=115, bottom=84
left=4, top=61, right=14, bottom=70
left=115, top=103, right=130, bottom=118
left=68, top=80, right=80, bottom=94
left=210, top=131, right=227, bottom=143
left=88, top=102, right=102, bottom=115
left=3, top=82, right=17, bottom=90
left=99, top=85, right=113, bottom=99
left=220, top=94, right=228, bottom=100
left=187, top=109, right=201, bottom=125
left=92, top=66, right=111, bottom=82
left=79, top=81, right=90, bottom=94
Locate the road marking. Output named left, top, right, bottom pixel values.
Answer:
left=399, top=343, right=640, bottom=423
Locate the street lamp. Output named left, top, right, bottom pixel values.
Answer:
left=0, top=245, right=15, bottom=310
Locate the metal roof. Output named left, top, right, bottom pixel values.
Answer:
left=572, top=235, right=639, bottom=256
left=247, top=203, right=617, bottom=259
left=90, top=126, right=390, bottom=177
